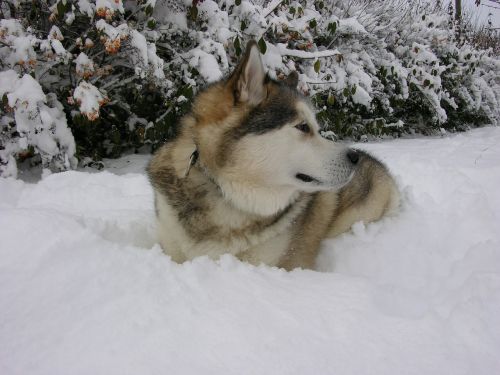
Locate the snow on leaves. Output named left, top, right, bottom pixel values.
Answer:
left=1, top=0, right=500, bottom=177
left=75, top=52, right=95, bottom=79
left=0, top=70, right=76, bottom=178
left=73, top=81, right=108, bottom=121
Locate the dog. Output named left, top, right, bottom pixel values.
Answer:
left=147, top=41, right=399, bottom=270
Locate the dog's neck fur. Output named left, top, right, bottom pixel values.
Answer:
left=165, top=162, right=311, bottom=251
left=217, top=179, right=300, bottom=217
left=193, top=158, right=300, bottom=218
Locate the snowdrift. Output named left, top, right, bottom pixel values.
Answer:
left=1, top=128, right=500, bottom=374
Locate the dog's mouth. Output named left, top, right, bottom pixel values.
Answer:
left=295, top=173, right=321, bottom=184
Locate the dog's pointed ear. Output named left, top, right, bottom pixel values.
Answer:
left=230, top=41, right=267, bottom=106
left=283, top=71, right=299, bottom=89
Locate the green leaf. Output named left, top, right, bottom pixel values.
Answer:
left=147, top=19, right=157, bottom=29
left=180, top=85, right=194, bottom=99
left=309, top=19, right=317, bottom=29
left=188, top=6, right=198, bottom=21
left=240, top=20, right=247, bottom=31
left=234, top=36, right=242, bottom=56
left=145, top=5, right=153, bottom=17
left=57, top=1, right=66, bottom=15
left=328, top=22, right=337, bottom=34
left=290, top=7, right=296, bottom=15
left=1, top=94, right=8, bottom=109
left=351, top=85, right=357, bottom=95
left=190, top=67, right=200, bottom=77
left=258, top=37, right=267, bottom=54
left=235, top=0, right=241, bottom=5
left=327, top=94, right=335, bottom=106
left=314, top=59, right=320, bottom=73
left=423, top=79, right=430, bottom=87
left=343, top=87, right=349, bottom=97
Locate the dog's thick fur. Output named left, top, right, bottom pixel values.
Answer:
left=148, top=42, right=399, bottom=270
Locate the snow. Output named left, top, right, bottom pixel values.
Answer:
left=49, top=39, right=69, bottom=60
left=77, top=0, right=94, bottom=18
left=7, top=74, right=46, bottom=115
left=75, top=52, right=95, bottom=78
left=0, top=71, right=76, bottom=177
left=7, top=35, right=37, bottom=66
left=73, top=81, right=106, bottom=121
left=351, top=85, right=372, bottom=107
left=96, top=0, right=124, bottom=14
left=146, top=43, right=165, bottom=80
left=154, top=5, right=188, bottom=32
left=95, top=19, right=127, bottom=41
left=129, top=29, right=158, bottom=79
left=189, top=48, right=223, bottom=83
left=0, top=69, right=20, bottom=97
left=130, top=29, right=148, bottom=66
left=48, top=25, right=63, bottom=41
left=198, top=0, right=229, bottom=30
left=263, top=0, right=283, bottom=17
left=337, top=17, right=368, bottom=35
left=1, top=127, right=500, bottom=374
left=262, top=43, right=285, bottom=72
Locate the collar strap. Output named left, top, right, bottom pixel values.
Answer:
left=190, top=149, right=199, bottom=166
left=183, top=149, right=199, bottom=178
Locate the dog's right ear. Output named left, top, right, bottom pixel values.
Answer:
left=229, top=41, right=267, bottom=106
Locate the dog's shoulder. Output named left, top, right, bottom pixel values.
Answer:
left=147, top=115, right=198, bottom=183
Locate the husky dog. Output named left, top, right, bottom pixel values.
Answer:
left=148, top=41, right=399, bottom=270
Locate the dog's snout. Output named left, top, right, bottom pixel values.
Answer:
left=347, top=150, right=359, bottom=165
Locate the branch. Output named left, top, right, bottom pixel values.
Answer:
left=304, top=80, right=338, bottom=85
left=277, top=44, right=340, bottom=59
left=263, top=0, right=283, bottom=18
left=155, top=106, right=173, bottom=124
left=481, top=3, right=500, bottom=9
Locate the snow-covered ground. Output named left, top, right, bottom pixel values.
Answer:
left=1, top=127, right=500, bottom=375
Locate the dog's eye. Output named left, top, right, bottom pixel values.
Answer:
left=295, top=123, right=310, bottom=134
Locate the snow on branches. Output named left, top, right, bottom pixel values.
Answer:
left=1, top=0, right=499, bottom=177
left=73, top=81, right=108, bottom=121
left=0, top=70, right=76, bottom=178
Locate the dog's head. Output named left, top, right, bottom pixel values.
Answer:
left=180, top=41, right=358, bottom=215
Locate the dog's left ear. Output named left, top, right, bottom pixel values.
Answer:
left=230, top=41, right=267, bottom=106
left=283, top=71, right=299, bottom=89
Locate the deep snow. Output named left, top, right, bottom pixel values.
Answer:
left=1, top=127, right=500, bottom=375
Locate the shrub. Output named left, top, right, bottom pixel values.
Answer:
left=1, top=0, right=499, bottom=177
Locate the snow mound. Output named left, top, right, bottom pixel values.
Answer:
left=1, top=128, right=500, bottom=374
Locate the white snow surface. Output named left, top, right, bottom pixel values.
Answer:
left=1, top=127, right=500, bottom=374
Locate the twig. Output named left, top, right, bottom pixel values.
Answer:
left=263, top=0, right=283, bottom=18
left=277, top=44, right=340, bottom=59
left=155, top=106, right=173, bottom=124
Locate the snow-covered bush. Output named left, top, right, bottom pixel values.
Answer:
left=1, top=1, right=170, bottom=175
left=0, top=70, right=76, bottom=177
left=1, top=0, right=499, bottom=176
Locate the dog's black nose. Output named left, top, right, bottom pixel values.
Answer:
left=347, top=150, right=359, bottom=164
